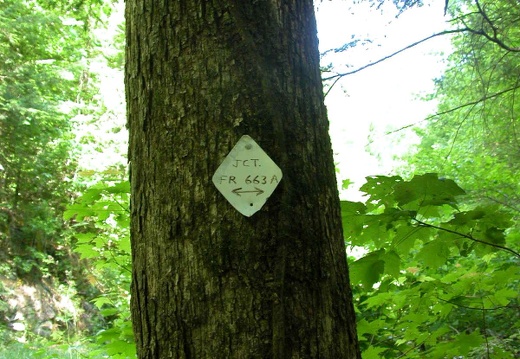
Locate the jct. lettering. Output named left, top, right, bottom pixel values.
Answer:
left=232, top=159, right=260, bottom=167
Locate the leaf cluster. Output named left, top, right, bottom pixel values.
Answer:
left=344, top=173, right=519, bottom=358
left=64, top=177, right=134, bottom=358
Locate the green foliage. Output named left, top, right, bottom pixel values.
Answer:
left=387, top=3, right=520, bottom=354
left=0, top=337, right=104, bottom=358
left=385, top=3, right=520, bottom=354
left=402, top=0, right=520, bottom=216
left=64, top=176, right=134, bottom=358
left=344, top=174, right=519, bottom=358
left=0, top=341, right=68, bottom=359
left=0, top=0, right=106, bottom=289
left=0, top=0, right=129, bottom=354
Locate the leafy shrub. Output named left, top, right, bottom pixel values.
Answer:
left=343, top=173, right=520, bottom=358
left=64, top=178, right=134, bottom=358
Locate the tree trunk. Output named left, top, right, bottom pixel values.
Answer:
left=126, top=1, right=360, bottom=358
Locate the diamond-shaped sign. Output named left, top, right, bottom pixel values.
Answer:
left=212, top=135, right=282, bottom=217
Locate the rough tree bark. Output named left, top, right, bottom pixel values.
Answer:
left=126, top=0, right=360, bottom=358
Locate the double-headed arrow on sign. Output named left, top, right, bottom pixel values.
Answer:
left=232, top=187, right=265, bottom=196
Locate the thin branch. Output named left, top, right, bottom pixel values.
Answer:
left=321, top=28, right=469, bottom=96
left=445, top=96, right=475, bottom=160
left=482, top=195, right=520, bottom=214
left=467, top=0, right=520, bottom=52
left=322, top=3, right=518, bottom=98
left=322, top=28, right=468, bottom=82
left=465, top=28, right=520, bottom=52
left=98, top=236, right=132, bottom=274
left=412, top=217, right=520, bottom=258
left=447, top=11, right=480, bottom=25
left=385, top=84, right=520, bottom=135
left=435, top=296, right=517, bottom=311
left=481, top=297, right=491, bottom=359
left=396, top=334, right=432, bottom=358
left=475, top=0, right=497, bottom=37
left=323, top=75, right=342, bottom=98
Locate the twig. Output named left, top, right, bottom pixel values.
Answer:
left=471, top=0, right=520, bottom=52
left=435, top=296, right=517, bottom=311
left=385, top=84, right=520, bottom=135
left=412, top=217, right=520, bottom=258
left=322, top=28, right=468, bottom=82
left=481, top=297, right=491, bottom=359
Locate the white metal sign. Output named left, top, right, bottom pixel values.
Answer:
left=212, top=135, right=282, bottom=217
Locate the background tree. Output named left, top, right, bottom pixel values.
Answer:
left=0, top=0, right=85, bottom=274
left=126, top=0, right=360, bottom=357
left=403, top=0, right=520, bottom=212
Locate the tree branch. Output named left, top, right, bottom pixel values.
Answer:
left=322, top=28, right=468, bottom=83
left=322, top=28, right=469, bottom=96
left=385, top=84, right=520, bottom=135
left=411, top=217, right=520, bottom=258
left=435, top=296, right=518, bottom=311
left=466, top=0, right=520, bottom=52
left=322, top=2, right=518, bottom=97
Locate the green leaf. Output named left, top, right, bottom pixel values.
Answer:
left=342, top=178, right=352, bottom=190
left=492, top=288, right=519, bottom=307
left=362, top=292, right=394, bottom=310
left=93, top=296, right=113, bottom=309
left=391, top=222, right=427, bottom=254
left=394, top=173, right=465, bottom=208
left=79, top=187, right=104, bottom=203
left=119, top=236, right=131, bottom=254
left=74, top=232, right=95, bottom=244
left=340, top=200, right=366, bottom=215
left=63, top=203, right=95, bottom=221
left=449, top=209, right=486, bottom=225
left=359, top=175, right=403, bottom=209
left=382, top=250, right=401, bottom=279
left=101, top=307, right=120, bottom=317
left=416, top=238, right=451, bottom=268
left=349, top=249, right=385, bottom=288
left=454, top=331, right=484, bottom=356
left=356, top=318, right=386, bottom=337
left=341, top=201, right=366, bottom=239
left=106, top=181, right=130, bottom=194
left=362, top=346, right=386, bottom=359
left=74, top=243, right=99, bottom=258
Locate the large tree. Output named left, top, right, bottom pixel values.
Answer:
left=126, top=0, right=360, bottom=358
